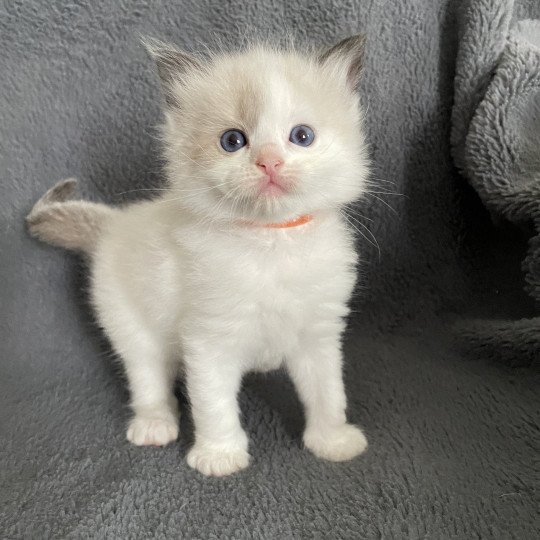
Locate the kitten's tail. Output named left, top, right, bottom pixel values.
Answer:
left=26, top=178, right=117, bottom=255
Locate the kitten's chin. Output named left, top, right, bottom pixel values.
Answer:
left=244, top=190, right=303, bottom=220
left=258, top=182, right=287, bottom=197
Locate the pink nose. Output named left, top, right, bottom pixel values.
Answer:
left=256, top=153, right=283, bottom=174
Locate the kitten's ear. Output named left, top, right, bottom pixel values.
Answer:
left=319, top=35, right=366, bottom=90
left=142, top=37, right=202, bottom=105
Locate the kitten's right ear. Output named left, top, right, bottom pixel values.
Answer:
left=142, top=37, right=202, bottom=106
left=319, top=34, right=366, bottom=91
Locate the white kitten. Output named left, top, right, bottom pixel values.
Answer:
left=27, top=36, right=370, bottom=476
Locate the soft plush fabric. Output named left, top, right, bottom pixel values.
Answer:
left=1, top=0, right=538, bottom=538
left=451, top=0, right=540, bottom=354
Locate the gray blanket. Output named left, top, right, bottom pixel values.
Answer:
left=451, top=0, right=540, bottom=356
left=1, top=0, right=538, bottom=538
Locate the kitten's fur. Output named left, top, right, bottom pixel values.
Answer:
left=27, top=36, right=370, bottom=476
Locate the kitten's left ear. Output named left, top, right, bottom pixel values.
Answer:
left=142, top=37, right=202, bottom=105
left=319, top=34, right=366, bottom=90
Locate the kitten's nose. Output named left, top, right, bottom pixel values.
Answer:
left=255, top=150, right=283, bottom=174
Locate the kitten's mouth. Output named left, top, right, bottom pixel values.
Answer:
left=258, top=175, right=289, bottom=197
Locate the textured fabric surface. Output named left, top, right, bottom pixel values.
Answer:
left=451, top=0, right=540, bottom=352
left=1, top=0, right=538, bottom=538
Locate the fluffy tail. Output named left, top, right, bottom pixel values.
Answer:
left=26, top=179, right=116, bottom=255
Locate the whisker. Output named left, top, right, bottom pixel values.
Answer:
left=343, top=211, right=381, bottom=256
left=114, top=187, right=169, bottom=196
left=305, top=185, right=382, bottom=260
left=341, top=212, right=381, bottom=260
left=365, top=193, right=398, bottom=215
left=364, top=191, right=405, bottom=196
left=343, top=205, right=374, bottom=222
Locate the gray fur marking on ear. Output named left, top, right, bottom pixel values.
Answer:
left=142, top=37, right=202, bottom=105
left=319, top=35, right=366, bottom=90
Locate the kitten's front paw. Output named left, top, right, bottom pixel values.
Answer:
left=127, top=416, right=179, bottom=447
left=187, top=444, right=250, bottom=477
left=304, top=423, right=368, bottom=462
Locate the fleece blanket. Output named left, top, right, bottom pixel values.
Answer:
left=451, top=0, right=540, bottom=358
left=1, top=0, right=538, bottom=537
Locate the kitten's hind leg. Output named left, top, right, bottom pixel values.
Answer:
left=114, top=331, right=180, bottom=447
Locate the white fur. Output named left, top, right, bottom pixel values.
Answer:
left=89, top=43, right=370, bottom=476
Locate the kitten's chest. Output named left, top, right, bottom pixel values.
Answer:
left=188, top=225, right=356, bottom=320
left=234, top=239, right=334, bottom=354
left=181, top=223, right=356, bottom=362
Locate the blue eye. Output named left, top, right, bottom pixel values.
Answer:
left=220, top=129, right=247, bottom=152
left=289, top=125, right=315, bottom=147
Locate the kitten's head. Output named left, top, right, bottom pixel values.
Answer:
left=147, top=36, right=369, bottom=223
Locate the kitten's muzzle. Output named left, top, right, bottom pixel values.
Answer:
left=255, top=154, right=283, bottom=175
left=254, top=146, right=288, bottom=196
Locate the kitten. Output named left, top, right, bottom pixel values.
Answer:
left=27, top=36, right=370, bottom=477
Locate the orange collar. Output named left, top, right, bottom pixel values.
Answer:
left=257, top=214, right=313, bottom=229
